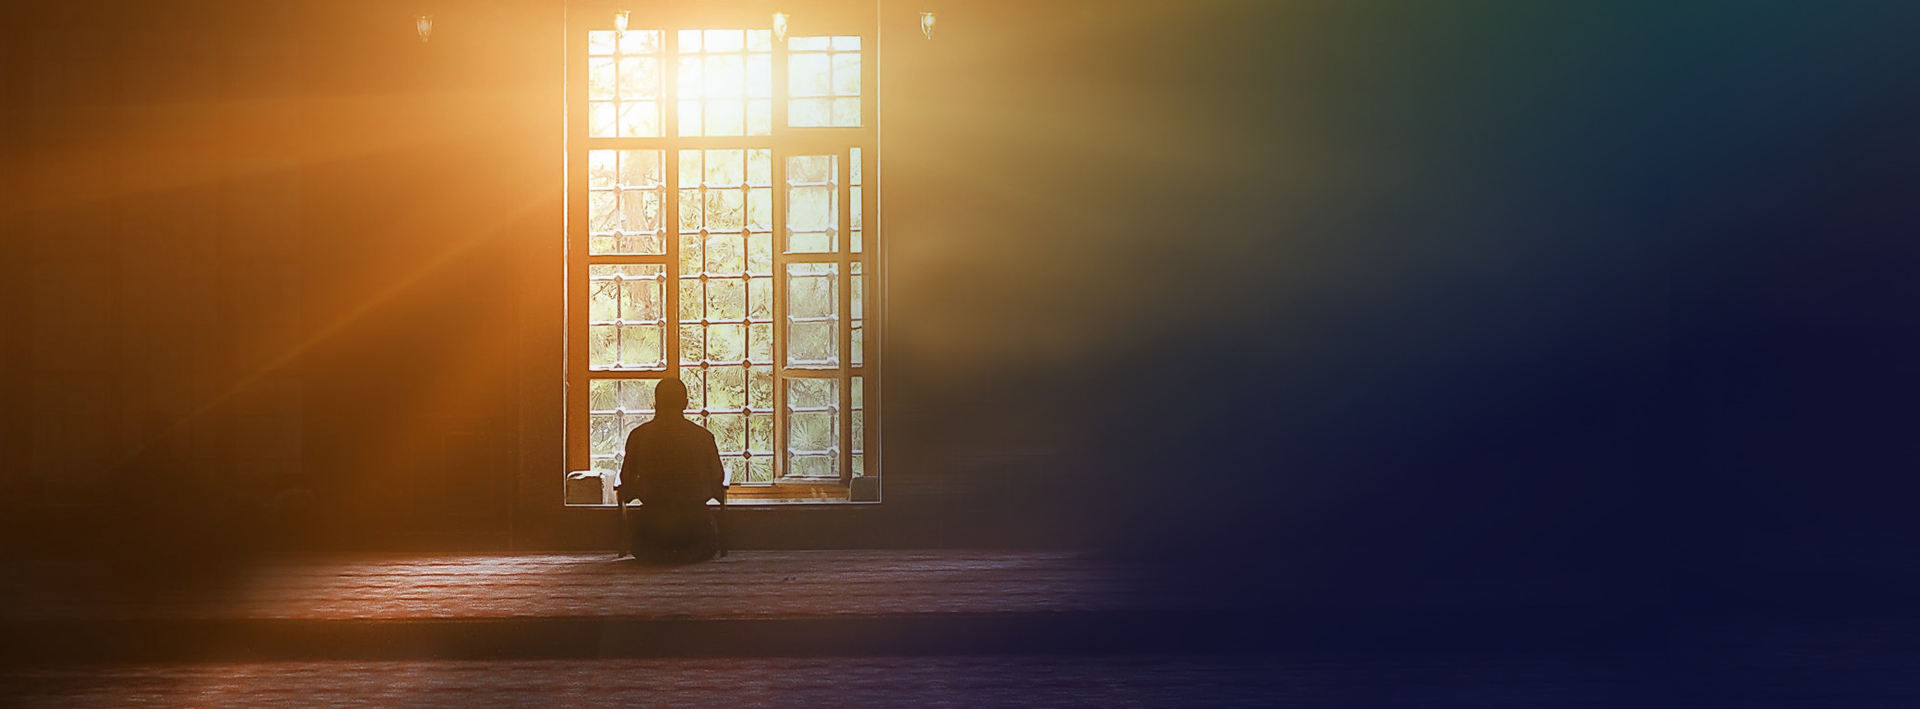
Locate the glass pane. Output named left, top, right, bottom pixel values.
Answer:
left=709, top=29, right=744, bottom=52
left=706, top=365, right=746, bottom=411
left=788, top=36, right=860, bottom=127
left=588, top=190, right=616, bottom=234
left=621, top=101, right=659, bottom=137
left=708, top=322, right=746, bottom=362
left=676, top=28, right=772, bottom=137
left=849, top=147, right=862, bottom=254
left=683, top=150, right=774, bottom=269
left=831, top=98, right=860, bottom=127
left=622, top=100, right=660, bottom=136
left=789, top=53, right=829, bottom=97
left=747, top=100, right=771, bottom=138
left=784, top=377, right=840, bottom=480
left=703, top=190, right=740, bottom=232
left=622, top=97, right=668, bottom=137
left=707, top=55, right=742, bottom=96
left=587, top=264, right=666, bottom=370
left=832, top=52, right=861, bottom=96
left=851, top=265, right=864, bottom=367
left=706, top=232, right=745, bottom=275
left=588, top=29, right=661, bottom=137
left=683, top=147, right=774, bottom=369
left=706, top=99, right=744, bottom=136
left=677, top=55, right=703, bottom=99
left=589, top=57, right=615, bottom=100
left=589, top=31, right=616, bottom=56
left=851, top=375, right=865, bottom=476
left=785, top=155, right=838, bottom=253
left=748, top=277, right=773, bottom=320
left=618, top=57, right=657, bottom=100
left=589, top=150, right=616, bottom=189
left=708, top=277, right=746, bottom=319
left=786, top=263, right=838, bottom=368
left=789, top=99, right=827, bottom=129
left=588, top=150, right=664, bottom=255
left=749, top=320, right=773, bottom=362
left=711, top=412, right=746, bottom=453
left=589, top=101, right=616, bottom=137
left=619, top=29, right=660, bottom=55
left=678, top=101, right=703, bottom=137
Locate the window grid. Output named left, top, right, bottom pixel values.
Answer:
left=588, top=30, right=664, bottom=138
left=569, top=14, right=875, bottom=504
left=587, top=149, right=667, bottom=256
left=787, top=35, right=861, bottom=128
left=676, top=29, right=774, bottom=137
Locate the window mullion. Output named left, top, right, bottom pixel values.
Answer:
left=663, top=29, right=681, bottom=373
left=837, top=148, right=853, bottom=487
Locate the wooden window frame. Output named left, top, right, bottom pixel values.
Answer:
left=564, top=0, right=881, bottom=505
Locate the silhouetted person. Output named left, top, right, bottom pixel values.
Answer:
left=617, top=378, right=726, bottom=563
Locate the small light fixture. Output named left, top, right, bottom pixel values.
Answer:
left=920, top=11, right=936, bottom=39
left=614, top=10, right=630, bottom=36
left=416, top=15, right=433, bottom=43
left=772, top=12, right=790, bottom=42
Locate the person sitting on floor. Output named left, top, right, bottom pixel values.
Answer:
left=616, top=378, right=726, bottom=563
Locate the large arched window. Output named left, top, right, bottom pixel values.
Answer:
left=564, top=2, right=878, bottom=505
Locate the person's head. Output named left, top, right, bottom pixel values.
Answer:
left=656, top=377, right=689, bottom=414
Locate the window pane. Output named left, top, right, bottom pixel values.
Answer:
left=588, top=264, right=666, bottom=370
left=589, top=31, right=617, bottom=56
left=675, top=28, right=772, bottom=137
left=589, top=57, right=615, bottom=100
left=785, top=155, right=838, bottom=253
left=851, top=374, right=865, bottom=477
left=788, top=36, right=860, bottom=127
left=681, top=149, right=775, bottom=377
left=786, top=263, right=839, bottom=368
left=851, top=260, right=864, bottom=367
left=617, top=57, right=657, bottom=99
left=784, top=377, right=840, bottom=481
left=619, top=29, right=660, bottom=55
left=588, top=30, right=661, bottom=137
left=849, top=147, right=862, bottom=253
left=675, top=147, right=776, bottom=483
left=588, top=149, right=664, bottom=255
left=789, top=53, right=829, bottom=97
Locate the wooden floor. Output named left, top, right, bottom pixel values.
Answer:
left=0, top=655, right=1662, bottom=708
left=6, top=622, right=1920, bottom=707
left=2, top=550, right=1247, bottom=663
left=2, top=550, right=1156, bottom=622
left=4, top=552, right=1916, bottom=705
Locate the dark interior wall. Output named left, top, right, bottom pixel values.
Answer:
left=5, top=0, right=1920, bottom=605
left=881, top=0, right=1920, bottom=604
left=0, top=0, right=558, bottom=547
